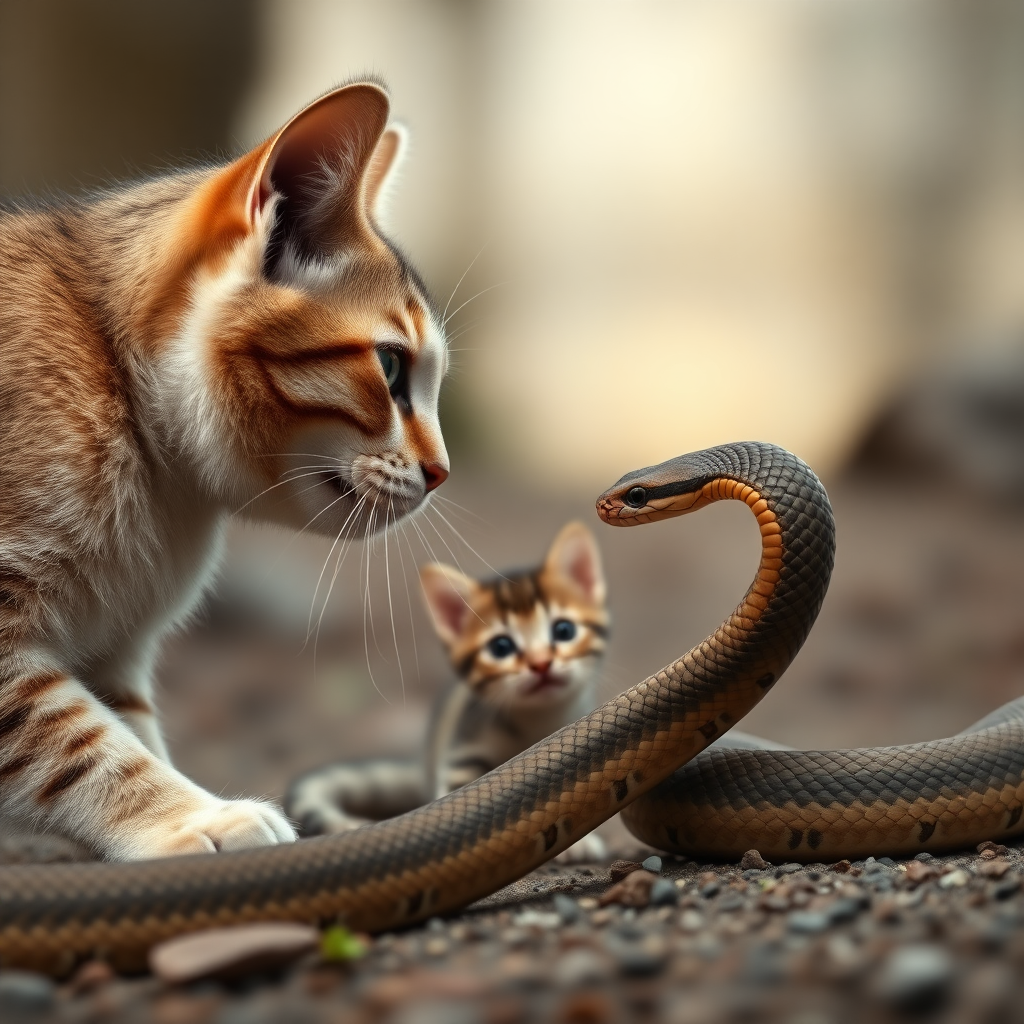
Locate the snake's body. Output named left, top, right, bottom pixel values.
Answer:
left=1, top=442, right=1022, bottom=975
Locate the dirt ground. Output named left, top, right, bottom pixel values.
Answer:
left=4, top=459, right=1024, bottom=1022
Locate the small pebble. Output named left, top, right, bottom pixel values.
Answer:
left=0, top=971, right=55, bottom=1012
left=826, top=896, right=867, bottom=924
left=740, top=849, right=769, bottom=870
left=599, top=869, right=657, bottom=908
left=787, top=910, right=830, bottom=934
left=938, top=869, right=969, bottom=889
left=699, top=880, right=721, bottom=898
left=874, top=944, right=953, bottom=1011
left=554, top=949, right=607, bottom=988
left=649, top=878, right=678, bottom=906
left=641, top=855, right=663, bottom=874
left=718, top=893, right=746, bottom=912
left=775, top=863, right=802, bottom=877
left=553, top=893, right=582, bottom=925
left=679, top=909, right=704, bottom=932
left=915, top=852, right=935, bottom=862
left=513, top=909, right=561, bottom=929
left=423, top=936, right=450, bottom=958
left=978, top=858, right=1012, bottom=879
left=609, top=859, right=643, bottom=882
left=577, top=897, right=599, bottom=911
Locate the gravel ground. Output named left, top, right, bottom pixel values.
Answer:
left=4, top=456, right=1024, bottom=1022
left=2, top=842, right=1023, bottom=1023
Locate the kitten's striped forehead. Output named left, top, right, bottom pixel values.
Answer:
left=480, top=572, right=544, bottom=618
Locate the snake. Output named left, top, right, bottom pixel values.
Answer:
left=2, top=440, right=1023, bottom=975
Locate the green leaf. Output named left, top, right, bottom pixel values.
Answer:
left=320, top=925, right=367, bottom=961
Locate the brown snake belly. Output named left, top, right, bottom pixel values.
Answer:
left=0, top=441, right=1019, bottom=975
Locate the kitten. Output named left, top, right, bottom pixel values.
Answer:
left=0, top=83, right=448, bottom=861
left=287, top=521, right=610, bottom=861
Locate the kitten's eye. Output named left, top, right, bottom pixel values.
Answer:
left=552, top=619, right=577, bottom=643
left=377, top=349, right=403, bottom=391
left=625, top=486, right=647, bottom=508
left=487, top=635, right=517, bottom=659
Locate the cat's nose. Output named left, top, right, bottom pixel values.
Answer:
left=528, top=655, right=553, bottom=675
left=421, top=462, right=449, bottom=493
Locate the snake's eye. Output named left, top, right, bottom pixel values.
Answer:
left=625, top=486, right=647, bottom=508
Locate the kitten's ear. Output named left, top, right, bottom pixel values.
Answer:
left=544, top=522, right=606, bottom=606
left=247, top=83, right=391, bottom=255
left=363, top=124, right=407, bottom=224
left=419, top=564, right=479, bottom=646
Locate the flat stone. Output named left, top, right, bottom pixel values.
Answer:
left=874, top=944, right=954, bottom=1011
left=149, top=923, right=319, bottom=984
left=641, top=855, right=663, bottom=874
left=0, top=971, right=55, bottom=1012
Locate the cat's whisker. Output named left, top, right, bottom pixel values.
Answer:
left=233, top=468, right=334, bottom=516
left=443, top=281, right=506, bottom=328
left=383, top=498, right=407, bottom=707
left=360, top=501, right=393, bottom=706
left=442, top=240, right=489, bottom=325
left=304, top=490, right=370, bottom=646
left=395, top=520, right=422, bottom=686
left=425, top=502, right=510, bottom=581
left=432, top=494, right=488, bottom=526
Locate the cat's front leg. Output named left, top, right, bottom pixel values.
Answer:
left=0, top=667, right=295, bottom=859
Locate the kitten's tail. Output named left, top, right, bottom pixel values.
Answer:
left=285, top=756, right=426, bottom=836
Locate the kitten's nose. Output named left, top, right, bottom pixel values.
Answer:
left=528, top=655, right=553, bottom=675
left=421, top=462, right=449, bottom=493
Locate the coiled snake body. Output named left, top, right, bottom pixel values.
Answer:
left=2, top=442, right=1023, bottom=974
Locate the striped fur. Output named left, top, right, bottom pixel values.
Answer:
left=287, top=523, right=610, bottom=860
left=0, top=84, right=448, bottom=860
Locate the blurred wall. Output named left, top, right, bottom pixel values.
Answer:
left=1, top=0, right=1022, bottom=486
left=0, top=0, right=258, bottom=195
left=239, top=0, right=1024, bottom=485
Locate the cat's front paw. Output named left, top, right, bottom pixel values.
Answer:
left=554, top=832, right=607, bottom=865
left=123, top=799, right=296, bottom=859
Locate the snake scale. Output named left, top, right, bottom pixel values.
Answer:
left=2, top=441, right=1023, bottom=975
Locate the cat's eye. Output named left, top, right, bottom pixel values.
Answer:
left=487, top=635, right=517, bottom=659
left=625, top=486, right=647, bottom=508
left=377, top=349, right=403, bottom=390
left=552, top=619, right=577, bottom=643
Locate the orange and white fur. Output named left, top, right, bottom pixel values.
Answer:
left=0, top=83, right=448, bottom=861
left=287, top=522, right=609, bottom=861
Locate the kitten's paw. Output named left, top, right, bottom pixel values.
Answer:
left=554, top=832, right=607, bottom=864
left=127, top=799, right=296, bottom=858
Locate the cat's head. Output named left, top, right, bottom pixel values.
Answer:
left=158, top=83, right=447, bottom=538
left=419, top=522, right=609, bottom=709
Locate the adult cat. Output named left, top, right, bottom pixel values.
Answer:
left=0, top=83, right=448, bottom=861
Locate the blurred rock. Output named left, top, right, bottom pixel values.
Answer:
left=855, top=342, right=1024, bottom=500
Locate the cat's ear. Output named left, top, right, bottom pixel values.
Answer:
left=247, top=82, right=392, bottom=256
left=544, top=522, right=606, bottom=606
left=420, top=564, right=479, bottom=645
left=363, top=124, right=407, bottom=224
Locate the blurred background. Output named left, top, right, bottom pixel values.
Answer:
left=2, top=0, right=1024, bottom=844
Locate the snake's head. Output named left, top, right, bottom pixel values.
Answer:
left=596, top=454, right=713, bottom=527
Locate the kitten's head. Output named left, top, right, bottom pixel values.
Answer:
left=419, top=522, right=609, bottom=709
left=159, top=83, right=447, bottom=538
